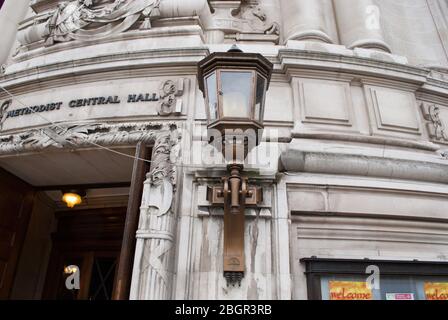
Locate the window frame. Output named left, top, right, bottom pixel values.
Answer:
left=300, top=258, right=448, bottom=300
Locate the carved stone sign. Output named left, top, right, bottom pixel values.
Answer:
left=0, top=78, right=185, bottom=131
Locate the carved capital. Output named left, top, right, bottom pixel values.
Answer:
left=147, top=128, right=181, bottom=187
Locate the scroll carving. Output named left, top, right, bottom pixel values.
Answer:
left=421, top=102, right=448, bottom=143
left=157, top=79, right=184, bottom=116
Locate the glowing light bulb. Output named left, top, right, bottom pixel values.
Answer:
left=62, top=192, right=82, bottom=208
left=64, top=265, right=78, bottom=275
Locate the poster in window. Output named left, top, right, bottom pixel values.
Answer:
left=386, top=293, right=414, bottom=300
left=424, top=283, right=448, bottom=300
left=329, top=281, right=372, bottom=300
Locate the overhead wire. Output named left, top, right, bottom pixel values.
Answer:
left=0, top=84, right=242, bottom=170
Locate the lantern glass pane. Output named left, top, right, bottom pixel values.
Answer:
left=254, top=75, right=266, bottom=122
left=220, top=71, right=252, bottom=118
left=206, top=72, right=218, bottom=121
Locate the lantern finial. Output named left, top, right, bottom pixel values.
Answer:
left=228, top=44, right=243, bottom=53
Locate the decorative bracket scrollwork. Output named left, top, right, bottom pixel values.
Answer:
left=157, top=79, right=185, bottom=116
left=421, top=102, right=448, bottom=143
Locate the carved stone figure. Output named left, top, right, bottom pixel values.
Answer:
left=237, top=1, right=280, bottom=35
left=44, top=0, right=161, bottom=46
left=206, top=0, right=280, bottom=44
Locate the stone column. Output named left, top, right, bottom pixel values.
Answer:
left=334, top=0, right=391, bottom=52
left=129, top=130, right=180, bottom=300
left=280, top=0, right=333, bottom=43
left=0, top=0, right=30, bottom=65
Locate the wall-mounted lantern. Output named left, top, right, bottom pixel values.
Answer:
left=198, top=46, right=273, bottom=286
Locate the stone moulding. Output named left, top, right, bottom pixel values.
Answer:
left=278, top=49, right=430, bottom=82
left=0, top=47, right=209, bottom=95
left=291, top=131, right=440, bottom=152
left=279, top=149, right=448, bottom=185
left=0, top=121, right=179, bottom=155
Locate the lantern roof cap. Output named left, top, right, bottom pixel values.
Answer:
left=228, top=44, right=243, bottom=53
left=197, top=50, right=273, bottom=93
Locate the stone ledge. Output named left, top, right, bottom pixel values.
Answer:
left=291, top=131, right=440, bottom=152
left=280, top=148, right=448, bottom=184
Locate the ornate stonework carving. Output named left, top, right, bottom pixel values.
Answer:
left=148, top=129, right=180, bottom=186
left=234, top=0, right=280, bottom=36
left=45, top=0, right=161, bottom=46
left=130, top=129, right=180, bottom=300
left=0, top=121, right=178, bottom=155
left=17, top=0, right=161, bottom=48
left=0, top=100, right=11, bottom=131
left=421, top=102, right=448, bottom=143
left=207, top=0, right=280, bottom=43
left=157, top=79, right=185, bottom=116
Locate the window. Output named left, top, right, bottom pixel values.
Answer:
left=302, top=258, right=448, bottom=301
left=205, top=72, right=218, bottom=121
left=220, top=71, right=253, bottom=118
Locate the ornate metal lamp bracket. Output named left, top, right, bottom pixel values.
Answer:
left=206, top=166, right=263, bottom=287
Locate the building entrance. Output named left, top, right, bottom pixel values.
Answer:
left=43, top=207, right=126, bottom=300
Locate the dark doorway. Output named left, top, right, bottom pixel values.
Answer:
left=43, top=207, right=126, bottom=300
left=0, top=168, right=35, bottom=299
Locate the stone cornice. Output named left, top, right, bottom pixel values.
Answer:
left=0, top=47, right=209, bottom=97
left=278, top=49, right=430, bottom=85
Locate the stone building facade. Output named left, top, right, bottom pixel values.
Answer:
left=0, top=0, right=448, bottom=300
